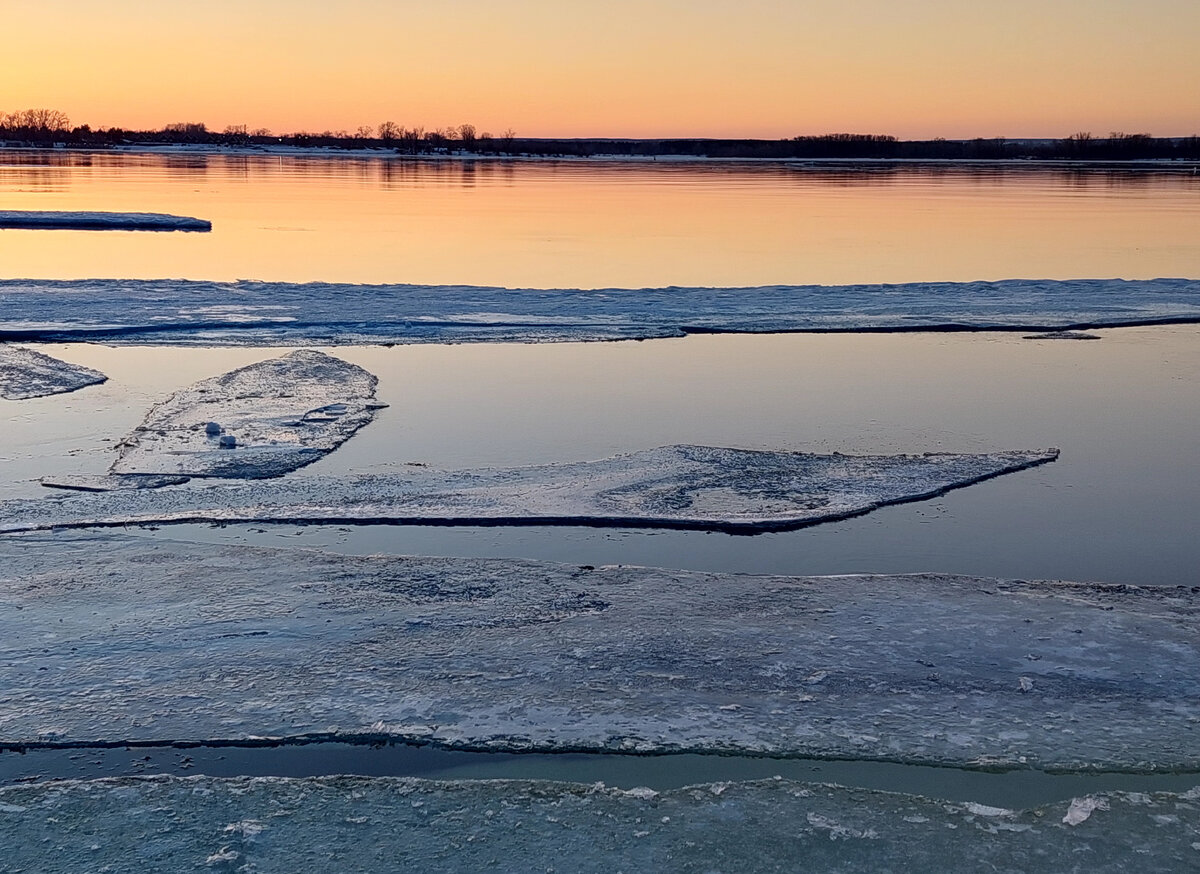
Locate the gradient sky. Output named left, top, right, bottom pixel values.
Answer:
left=3, top=0, right=1197, bottom=138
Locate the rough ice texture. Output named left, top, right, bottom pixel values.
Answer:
left=107, top=349, right=383, bottom=480
left=1, top=445, right=1058, bottom=533
left=2, top=777, right=1198, bottom=874
left=39, top=474, right=192, bottom=492
left=0, top=345, right=106, bottom=399
left=3, top=534, right=1200, bottom=771
left=0, top=210, right=211, bottom=231
left=0, top=277, right=1197, bottom=345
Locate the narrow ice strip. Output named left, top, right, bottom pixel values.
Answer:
left=3, top=534, right=1199, bottom=770
left=104, top=349, right=384, bottom=481
left=0, top=210, right=211, bottom=231
left=1, top=777, right=1196, bottom=874
left=7, top=445, right=1058, bottom=532
left=0, top=345, right=107, bottom=399
left=1, top=278, right=1197, bottom=344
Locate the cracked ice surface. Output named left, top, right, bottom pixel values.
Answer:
left=2, top=778, right=1198, bottom=874
left=0, top=210, right=211, bottom=231
left=3, top=534, right=1199, bottom=770
left=0, top=278, right=1197, bottom=344
left=2, top=445, right=1057, bottom=533
left=0, top=345, right=106, bottom=399
left=104, top=349, right=384, bottom=481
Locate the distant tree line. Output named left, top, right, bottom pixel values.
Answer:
left=2, top=109, right=1198, bottom=161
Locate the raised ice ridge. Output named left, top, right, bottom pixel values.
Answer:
left=0, top=278, right=1197, bottom=344
left=0, top=210, right=211, bottom=231
left=2, top=535, right=1198, bottom=770
left=103, top=349, right=384, bottom=481
left=0, top=345, right=106, bottom=399
left=2, top=776, right=1198, bottom=873
left=8, top=445, right=1057, bottom=532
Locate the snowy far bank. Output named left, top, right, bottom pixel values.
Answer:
left=1, top=278, right=1198, bottom=345
left=2, top=534, right=1197, bottom=770
left=0, top=210, right=211, bottom=231
left=2, top=776, right=1197, bottom=873
left=0, top=345, right=106, bottom=399
left=14, top=445, right=1058, bottom=532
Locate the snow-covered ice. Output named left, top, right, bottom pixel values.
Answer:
left=0, top=345, right=106, bottom=399
left=0, top=278, right=1197, bottom=344
left=102, top=349, right=384, bottom=481
left=3, top=444, right=1057, bottom=532
left=1, top=776, right=1196, bottom=873
left=2, top=533, right=1197, bottom=770
left=0, top=210, right=211, bottom=231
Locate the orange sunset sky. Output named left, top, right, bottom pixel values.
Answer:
left=3, top=0, right=1198, bottom=139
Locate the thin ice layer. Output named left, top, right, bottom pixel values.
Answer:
left=0, top=210, right=211, bottom=231
left=108, top=349, right=384, bottom=480
left=0, top=345, right=106, bottom=399
left=3, top=445, right=1058, bottom=532
left=1, top=777, right=1199, bottom=874
left=3, top=534, right=1199, bottom=770
left=0, top=277, right=1197, bottom=344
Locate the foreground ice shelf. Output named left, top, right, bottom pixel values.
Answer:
left=2, top=534, right=1198, bottom=770
left=1, top=277, right=1197, bottom=344
left=13, top=444, right=1057, bottom=532
left=2, top=775, right=1197, bottom=873
left=0, top=345, right=107, bottom=399
left=0, top=210, right=211, bottom=231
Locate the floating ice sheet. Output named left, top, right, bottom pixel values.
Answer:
left=0, top=345, right=106, bottom=399
left=0, top=277, right=1197, bottom=344
left=103, top=349, right=384, bottom=481
left=0, top=210, right=211, bottom=231
left=2, top=776, right=1198, bottom=873
left=2, top=534, right=1198, bottom=770
left=5, top=445, right=1057, bottom=532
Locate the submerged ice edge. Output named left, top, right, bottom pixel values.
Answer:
left=3, top=534, right=1199, bottom=771
left=1, top=778, right=1199, bottom=873
left=4, top=445, right=1059, bottom=533
left=1, top=277, right=1198, bottom=344
left=0, top=210, right=211, bottom=231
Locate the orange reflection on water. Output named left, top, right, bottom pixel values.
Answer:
left=0, top=152, right=1197, bottom=287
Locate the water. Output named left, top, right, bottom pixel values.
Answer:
left=2, top=150, right=1199, bottom=802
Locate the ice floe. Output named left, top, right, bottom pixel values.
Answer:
left=7, top=444, right=1057, bottom=532
left=100, top=349, right=384, bottom=481
left=0, top=345, right=106, bottom=399
left=0, top=277, right=1196, bottom=344
left=0, top=776, right=1196, bottom=873
left=1, top=534, right=1197, bottom=770
left=0, top=210, right=211, bottom=231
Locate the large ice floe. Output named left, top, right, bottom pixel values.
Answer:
left=0, top=277, right=1197, bottom=344
left=95, top=349, right=382, bottom=482
left=1, top=776, right=1197, bottom=873
left=0, top=210, right=211, bottom=231
left=12, top=445, right=1057, bottom=532
left=2, top=534, right=1198, bottom=770
left=0, top=345, right=106, bottom=399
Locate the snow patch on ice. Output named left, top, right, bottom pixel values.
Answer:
left=0, top=345, right=107, bottom=399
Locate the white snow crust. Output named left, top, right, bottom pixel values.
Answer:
left=1, top=278, right=1197, bottom=344
left=0, top=345, right=107, bottom=399
left=1, top=534, right=1197, bottom=770
left=4, top=445, right=1058, bottom=532
left=0, top=776, right=1196, bottom=873
left=0, top=210, right=211, bottom=231
left=107, top=349, right=383, bottom=480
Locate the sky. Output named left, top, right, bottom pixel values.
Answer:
left=2, top=0, right=1197, bottom=139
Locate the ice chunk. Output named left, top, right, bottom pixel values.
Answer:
left=0, top=776, right=1197, bottom=872
left=38, top=474, right=192, bottom=492
left=4, top=444, right=1058, bottom=533
left=0, top=345, right=107, bottom=399
left=0, top=278, right=1196, bottom=345
left=0, top=210, right=210, bottom=231
left=1, top=533, right=1198, bottom=770
left=107, top=350, right=383, bottom=480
